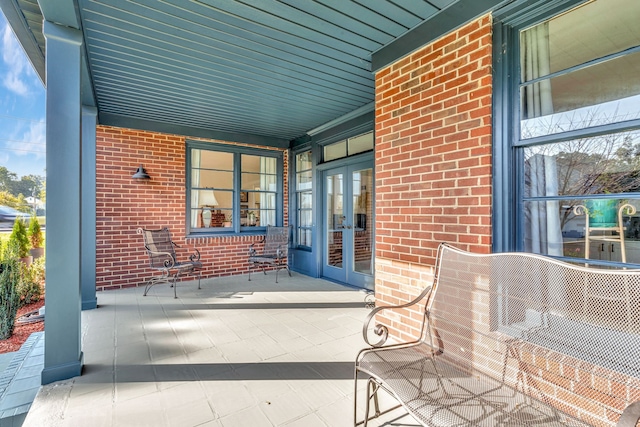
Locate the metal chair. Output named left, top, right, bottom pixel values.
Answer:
left=137, top=227, right=202, bottom=298
left=248, top=226, right=291, bottom=282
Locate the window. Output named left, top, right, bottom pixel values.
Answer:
left=188, top=143, right=283, bottom=234
left=295, top=151, right=313, bottom=248
left=323, top=131, right=373, bottom=162
left=498, top=0, right=640, bottom=267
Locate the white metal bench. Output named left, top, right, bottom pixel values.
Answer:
left=355, top=243, right=640, bottom=426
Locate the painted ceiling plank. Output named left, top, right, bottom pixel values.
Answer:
left=192, top=0, right=373, bottom=57
left=277, top=0, right=397, bottom=43
left=316, top=0, right=411, bottom=35
left=147, top=1, right=372, bottom=75
left=83, top=31, right=373, bottom=98
left=220, top=0, right=382, bottom=51
left=85, top=41, right=372, bottom=105
left=90, top=69, right=362, bottom=121
left=352, top=0, right=428, bottom=27
left=81, top=13, right=374, bottom=91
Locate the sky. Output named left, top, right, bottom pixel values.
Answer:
left=0, top=9, right=46, bottom=179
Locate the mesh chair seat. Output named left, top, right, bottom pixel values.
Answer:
left=138, top=227, right=202, bottom=298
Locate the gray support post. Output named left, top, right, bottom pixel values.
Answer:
left=81, top=106, right=97, bottom=310
left=42, top=21, right=84, bottom=385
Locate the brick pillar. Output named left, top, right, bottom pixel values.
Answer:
left=374, top=15, right=493, bottom=341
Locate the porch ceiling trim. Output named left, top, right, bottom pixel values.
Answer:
left=99, top=112, right=290, bottom=148
left=371, top=0, right=515, bottom=73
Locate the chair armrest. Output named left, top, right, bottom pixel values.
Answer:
left=276, top=244, right=287, bottom=259
left=189, top=248, right=201, bottom=263
left=617, top=401, right=640, bottom=427
left=362, top=284, right=432, bottom=348
left=249, top=243, right=257, bottom=257
left=144, top=246, right=176, bottom=269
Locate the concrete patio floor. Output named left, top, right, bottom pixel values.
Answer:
left=23, top=273, right=418, bottom=426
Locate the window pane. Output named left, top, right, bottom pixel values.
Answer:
left=199, top=150, right=233, bottom=170
left=193, top=170, right=234, bottom=189
left=324, top=140, right=346, bottom=162
left=298, top=228, right=312, bottom=247
left=521, top=52, right=640, bottom=138
left=524, top=198, right=640, bottom=265
left=297, top=170, right=312, bottom=190
left=246, top=174, right=277, bottom=191
left=296, top=151, right=312, bottom=171
left=298, top=209, right=312, bottom=227
left=298, top=192, right=312, bottom=209
left=241, top=155, right=277, bottom=191
left=348, top=132, right=374, bottom=155
left=520, top=0, right=640, bottom=81
left=524, top=130, right=640, bottom=197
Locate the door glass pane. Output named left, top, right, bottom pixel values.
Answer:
left=352, top=168, right=373, bottom=274
left=327, top=174, right=343, bottom=268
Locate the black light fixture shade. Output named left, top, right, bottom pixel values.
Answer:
left=132, top=164, right=151, bottom=179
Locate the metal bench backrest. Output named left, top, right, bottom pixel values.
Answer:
left=140, top=227, right=177, bottom=269
left=262, top=226, right=289, bottom=259
left=427, top=244, right=640, bottom=424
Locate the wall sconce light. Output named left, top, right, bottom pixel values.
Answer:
left=132, top=164, right=151, bottom=179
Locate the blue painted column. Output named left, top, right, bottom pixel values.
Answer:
left=42, top=21, right=83, bottom=385
left=81, top=106, right=97, bottom=311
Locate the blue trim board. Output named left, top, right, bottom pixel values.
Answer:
left=99, top=112, right=289, bottom=148
left=371, top=0, right=513, bottom=72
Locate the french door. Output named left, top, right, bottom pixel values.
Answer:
left=323, top=162, right=373, bottom=290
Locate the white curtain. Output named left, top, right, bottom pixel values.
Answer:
left=259, top=157, right=276, bottom=226
left=191, top=150, right=201, bottom=227
left=520, top=22, right=553, bottom=119
left=525, top=154, right=563, bottom=256
left=522, top=23, right=562, bottom=257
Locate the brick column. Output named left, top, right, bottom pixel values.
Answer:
left=374, top=15, right=494, bottom=341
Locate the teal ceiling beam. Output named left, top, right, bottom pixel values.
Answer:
left=0, top=0, right=45, bottom=83
left=371, top=0, right=514, bottom=73
left=38, top=0, right=80, bottom=29
left=99, top=112, right=290, bottom=149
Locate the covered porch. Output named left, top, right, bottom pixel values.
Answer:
left=23, top=274, right=409, bottom=426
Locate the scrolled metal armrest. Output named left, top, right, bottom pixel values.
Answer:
left=362, top=284, right=433, bottom=348
left=145, top=247, right=176, bottom=269
left=189, top=248, right=201, bottom=262
left=617, top=401, right=640, bottom=427
left=249, top=243, right=257, bottom=256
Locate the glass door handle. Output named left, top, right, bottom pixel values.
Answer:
left=345, top=224, right=353, bottom=229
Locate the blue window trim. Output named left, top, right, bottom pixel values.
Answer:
left=492, top=0, right=590, bottom=253
left=292, top=144, right=313, bottom=251
left=185, top=140, right=284, bottom=237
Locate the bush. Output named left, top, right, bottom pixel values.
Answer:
left=0, top=243, right=21, bottom=339
left=28, top=216, right=43, bottom=249
left=17, top=257, right=44, bottom=306
left=9, top=218, right=30, bottom=258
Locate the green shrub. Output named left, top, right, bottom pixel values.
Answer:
left=0, top=243, right=21, bottom=339
left=28, top=216, right=43, bottom=249
left=9, top=218, right=30, bottom=258
left=17, top=257, right=44, bottom=307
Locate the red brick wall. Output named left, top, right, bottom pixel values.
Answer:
left=95, top=125, right=288, bottom=291
left=374, top=15, right=493, bottom=340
